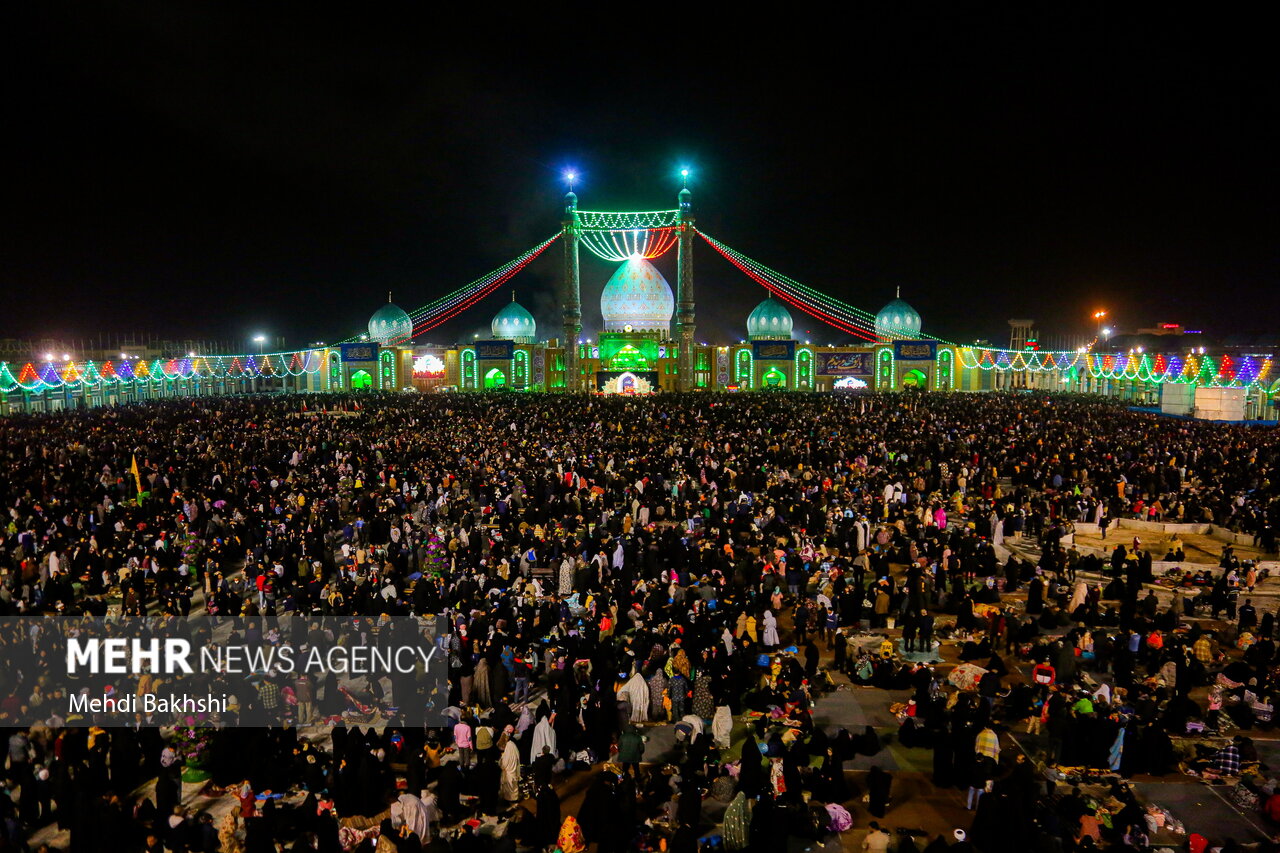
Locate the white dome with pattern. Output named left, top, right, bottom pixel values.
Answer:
left=491, top=298, right=536, bottom=342
left=600, top=258, right=674, bottom=334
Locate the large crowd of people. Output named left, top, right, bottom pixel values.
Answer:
left=2, top=390, right=1279, bottom=853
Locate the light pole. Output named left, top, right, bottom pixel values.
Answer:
left=1093, top=310, right=1107, bottom=341
left=252, top=335, right=266, bottom=393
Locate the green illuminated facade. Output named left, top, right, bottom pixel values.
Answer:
left=6, top=181, right=1275, bottom=419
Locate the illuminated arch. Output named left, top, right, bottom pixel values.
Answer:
left=796, top=347, right=814, bottom=390
left=876, top=348, right=895, bottom=390
left=461, top=349, right=476, bottom=390
left=935, top=348, right=955, bottom=390
left=735, top=349, right=753, bottom=389
left=513, top=349, right=529, bottom=388
left=327, top=351, right=344, bottom=390
left=484, top=367, right=507, bottom=389
left=379, top=349, right=397, bottom=389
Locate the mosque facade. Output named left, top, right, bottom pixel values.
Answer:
left=6, top=186, right=1275, bottom=418
left=380, top=282, right=953, bottom=395
left=355, top=187, right=961, bottom=395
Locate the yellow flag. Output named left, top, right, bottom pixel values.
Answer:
left=130, top=454, right=143, bottom=496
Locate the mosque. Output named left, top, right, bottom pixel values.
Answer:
left=18, top=181, right=1272, bottom=416
left=362, top=272, right=948, bottom=394
left=355, top=185, right=957, bottom=394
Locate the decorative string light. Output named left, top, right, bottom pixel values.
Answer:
left=958, top=349, right=1083, bottom=372
left=579, top=227, right=679, bottom=261
left=1078, top=351, right=1272, bottom=389
left=577, top=210, right=681, bottom=230
left=699, top=232, right=879, bottom=341
left=335, top=235, right=561, bottom=344
left=3, top=219, right=1273, bottom=398
left=0, top=236, right=564, bottom=393
left=0, top=349, right=326, bottom=394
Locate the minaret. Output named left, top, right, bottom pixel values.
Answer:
left=1008, top=318, right=1035, bottom=389
left=676, top=179, right=696, bottom=391
left=561, top=187, right=582, bottom=391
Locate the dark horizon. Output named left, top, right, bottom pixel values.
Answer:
left=5, top=8, right=1276, bottom=353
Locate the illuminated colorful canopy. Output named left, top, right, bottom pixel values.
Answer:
left=577, top=210, right=681, bottom=230
left=579, top=227, right=679, bottom=262
left=600, top=258, right=675, bottom=334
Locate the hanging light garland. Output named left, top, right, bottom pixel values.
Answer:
left=405, top=234, right=560, bottom=337
left=578, top=227, right=679, bottom=262
left=957, top=349, right=1083, bottom=372
left=699, top=230, right=1273, bottom=390
left=1078, top=351, right=1273, bottom=389
left=334, top=235, right=561, bottom=345
left=4, top=218, right=1274, bottom=398
left=699, top=232, right=880, bottom=341
left=0, top=348, right=327, bottom=394
left=577, top=210, right=681, bottom=230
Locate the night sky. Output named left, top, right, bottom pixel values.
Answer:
left=6, top=7, right=1276, bottom=351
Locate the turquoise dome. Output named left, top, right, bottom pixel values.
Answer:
left=368, top=301, right=413, bottom=345
left=492, top=297, right=537, bottom=342
left=747, top=296, right=794, bottom=340
left=600, top=258, right=674, bottom=334
left=874, top=297, right=922, bottom=339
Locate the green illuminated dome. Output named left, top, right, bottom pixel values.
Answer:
left=492, top=296, right=537, bottom=343
left=747, top=296, right=794, bottom=340
left=369, top=300, right=413, bottom=345
left=600, top=258, right=674, bottom=334
left=875, top=296, right=921, bottom=339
